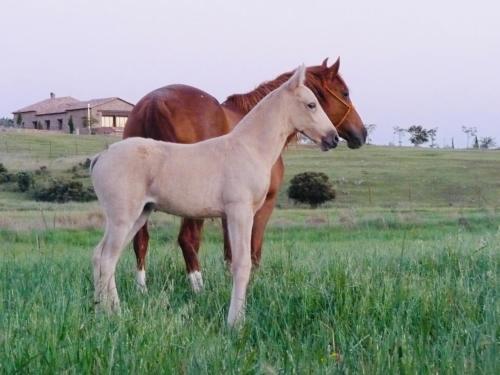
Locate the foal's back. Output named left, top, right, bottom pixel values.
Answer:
left=93, top=137, right=234, bottom=218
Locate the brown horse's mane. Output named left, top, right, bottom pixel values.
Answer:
left=224, top=65, right=346, bottom=114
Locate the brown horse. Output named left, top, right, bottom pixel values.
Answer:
left=123, top=58, right=366, bottom=292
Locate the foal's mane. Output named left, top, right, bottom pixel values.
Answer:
left=224, top=65, right=345, bottom=114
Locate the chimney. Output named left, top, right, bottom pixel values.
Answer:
left=50, top=92, right=55, bottom=99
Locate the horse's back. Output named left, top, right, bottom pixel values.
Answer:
left=123, top=84, right=231, bottom=143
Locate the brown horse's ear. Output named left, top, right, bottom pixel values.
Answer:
left=326, top=57, right=340, bottom=80
left=286, top=64, right=306, bottom=90
left=321, top=57, right=329, bottom=68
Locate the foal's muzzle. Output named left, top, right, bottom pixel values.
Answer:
left=320, top=131, right=339, bottom=151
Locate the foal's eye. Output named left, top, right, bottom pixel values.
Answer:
left=307, top=102, right=316, bottom=109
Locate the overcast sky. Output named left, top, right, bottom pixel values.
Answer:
left=1, top=0, right=499, bottom=147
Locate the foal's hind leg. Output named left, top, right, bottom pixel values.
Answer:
left=133, top=222, right=150, bottom=293
left=178, top=218, right=205, bottom=292
left=92, top=223, right=130, bottom=313
left=94, top=210, right=152, bottom=312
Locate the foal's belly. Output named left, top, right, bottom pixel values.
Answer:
left=150, top=173, right=225, bottom=219
left=155, top=196, right=224, bottom=219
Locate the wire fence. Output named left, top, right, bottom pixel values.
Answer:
left=0, top=130, right=121, bottom=161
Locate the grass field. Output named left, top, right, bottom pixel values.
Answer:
left=0, top=130, right=499, bottom=373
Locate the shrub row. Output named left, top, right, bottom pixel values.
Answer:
left=33, top=180, right=96, bottom=203
left=0, top=162, right=96, bottom=203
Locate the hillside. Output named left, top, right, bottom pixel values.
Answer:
left=0, top=130, right=499, bottom=230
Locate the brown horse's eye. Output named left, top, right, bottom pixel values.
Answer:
left=307, top=102, right=316, bottom=109
left=343, top=91, right=349, bottom=98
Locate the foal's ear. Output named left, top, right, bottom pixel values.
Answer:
left=286, top=64, right=306, bottom=91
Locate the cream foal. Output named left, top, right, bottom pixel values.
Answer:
left=91, top=65, right=339, bottom=327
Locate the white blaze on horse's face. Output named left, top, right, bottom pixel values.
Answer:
left=285, top=65, right=339, bottom=151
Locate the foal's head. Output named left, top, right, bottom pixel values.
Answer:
left=284, top=65, right=339, bottom=151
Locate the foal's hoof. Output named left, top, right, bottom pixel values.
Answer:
left=227, top=312, right=245, bottom=330
left=137, top=284, right=148, bottom=294
left=188, top=271, right=204, bottom=293
left=94, top=300, right=121, bottom=315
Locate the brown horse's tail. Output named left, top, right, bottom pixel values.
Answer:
left=123, top=92, right=174, bottom=141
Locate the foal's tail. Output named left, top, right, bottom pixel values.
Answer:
left=89, top=152, right=102, bottom=174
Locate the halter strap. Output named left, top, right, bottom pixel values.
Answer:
left=324, top=86, right=352, bottom=127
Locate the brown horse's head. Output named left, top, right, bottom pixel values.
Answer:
left=305, top=58, right=367, bottom=149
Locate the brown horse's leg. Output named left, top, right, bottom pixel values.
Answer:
left=251, top=157, right=285, bottom=266
left=133, top=222, right=149, bottom=292
left=178, top=218, right=205, bottom=292
left=222, top=217, right=232, bottom=264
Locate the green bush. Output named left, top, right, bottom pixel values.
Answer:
left=0, top=163, right=15, bottom=184
left=69, top=159, right=92, bottom=178
left=33, top=179, right=96, bottom=203
left=288, top=171, right=336, bottom=208
left=0, top=173, right=16, bottom=183
left=16, top=171, right=34, bottom=192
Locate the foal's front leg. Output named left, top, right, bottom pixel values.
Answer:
left=222, top=157, right=284, bottom=267
left=225, top=205, right=254, bottom=327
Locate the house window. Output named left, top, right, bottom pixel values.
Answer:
left=45, top=120, right=50, bottom=129
left=101, top=116, right=113, bottom=127
left=101, top=115, right=128, bottom=128
left=116, top=116, right=127, bottom=127
left=32, top=121, right=37, bottom=128
left=57, top=119, right=63, bottom=130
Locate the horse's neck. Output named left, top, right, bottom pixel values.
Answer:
left=221, top=104, right=244, bottom=130
left=229, top=91, right=291, bottom=168
left=221, top=72, right=292, bottom=118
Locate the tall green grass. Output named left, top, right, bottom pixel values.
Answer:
left=1, top=222, right=498, bottom=373
left=1, top=131, right=499, bottom=372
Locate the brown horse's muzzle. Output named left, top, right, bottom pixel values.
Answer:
left=340, top=125, right=367, bottom=149
left=320, top=131, right=339, bottom=151
left=345, top=127, right=367, bottom=148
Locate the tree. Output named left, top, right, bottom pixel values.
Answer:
left=473, top=136, right=479, bottom=149
left=82, top=115, right=98, bottom=133
left=288, top=172, right=336, bottom=208
left=364, top=124, right=377, bottom=144
left=479, top=137, right=496, bottom=149
left=451, top=137, right=455, bottom=149
left=0, top=117, right=14, bottom=127
left=393, top=126, right=405, bottom=146
left=427, top=127, right=438, bottom=148
left=406, top=125, right=429, bottom=147
left=462, top=126, right=477, bottom=148
left=68, top=115, right=74, bottom=134
left=16, top=113, right=23, bottom=127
